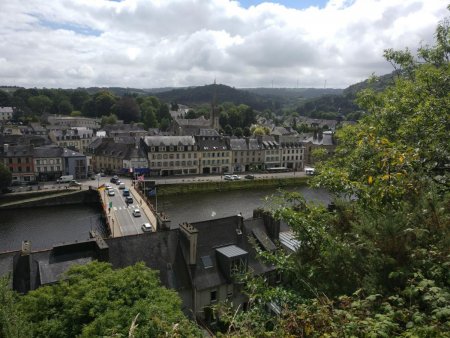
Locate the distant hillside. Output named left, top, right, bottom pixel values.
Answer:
left=151, top=84, right=276, bottom=111
left=295, top=71, right=397, bottom=119
left=245, top=87, right=343, bottom=99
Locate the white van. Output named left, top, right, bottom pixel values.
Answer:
left=119, top=183, right=125, bottom=190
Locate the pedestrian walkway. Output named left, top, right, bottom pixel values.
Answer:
left=129, top=185, right=158, bottom=231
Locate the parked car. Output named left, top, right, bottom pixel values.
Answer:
left=68, top=180, right=82, bottom=187
left=132, top=209, right=141, bottom=217
left=224, top=175, right=233, bottom=181
left=125, top=196, right=133, bottom=204
left=232, top=175, right=241, bottom=180
left=141, top=223, right=152, bottom=232
left=115, top=180, right=122, bottom=185
left=108, top=189, right=115, bottom=196
left=105, top=184, right=112, bottom=190
left=110, top=177, right=117, bottom=183
left=245, top=174, right=255, bottom=180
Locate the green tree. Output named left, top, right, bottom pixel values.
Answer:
left=113, top=96, right=141, bottom=123
left=27, top=95, right=52, bottom=115
left=19, top=262, right=200, bottom=338
left=101, top=114, right=118, bottom=126
left=141, top=105, right=159, bottom=129
left=243, top=126, right=251, bottom=137
left=0, top=90, right=12, bottom=106
left=94, top=91, right=117, bottom=117
left=70, top=90, right=90, bottom=111
left=224, top=124, right=233, bottom=136
left=58, top=100, right=73, bottom=115
left=0, top=164, right=12, bottom=191
left=234, top=127, right=243, bottom=138
left=0, top=277, right=32, bottom=338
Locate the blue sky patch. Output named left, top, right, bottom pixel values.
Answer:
left=238, top=0, right=329, bottom=9
left=39, top=19, right=102, bottom=37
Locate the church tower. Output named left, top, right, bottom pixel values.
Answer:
left=210, top=80, right=220, bottom=130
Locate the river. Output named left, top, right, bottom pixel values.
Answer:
left=156, top=185, right=331, bottom=228
left=0, top=186, right=330, bottom=252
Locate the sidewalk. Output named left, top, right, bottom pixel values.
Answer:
left=129, top=185, right=158, bottom=231
left=97, top=188, right=123, bottom=237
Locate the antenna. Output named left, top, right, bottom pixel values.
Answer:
left=324, top=80, right=327, bottom=89
left=271, top=80, right=274, bottom=88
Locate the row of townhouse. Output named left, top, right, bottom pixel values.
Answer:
left=87, top=134, right=309, bottom=176
left=0, top=144, right=88, bottom=184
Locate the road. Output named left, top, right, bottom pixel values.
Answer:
left=103, top=182, right=152, bottom=236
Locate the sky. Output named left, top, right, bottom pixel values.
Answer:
left=0, top=0, right=447, bottom=89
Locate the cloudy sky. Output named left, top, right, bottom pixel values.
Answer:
left=0, top=0, right=447, bottom=89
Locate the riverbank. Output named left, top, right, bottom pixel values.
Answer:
left=155, top=176, right=309, bottom=196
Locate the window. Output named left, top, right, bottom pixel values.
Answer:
left=210, top=290, right=217, bottom=303
left=151, top=147, right=155, bottom=152
left=17, top=158, right=21, bottom=164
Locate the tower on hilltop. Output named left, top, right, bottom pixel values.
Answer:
left=210, top=79, right=220, bottom=130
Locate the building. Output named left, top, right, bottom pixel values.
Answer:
left=33, top=146, right=64, bottom=182
left=0, top=107, right=14, bottom=121
left=196, top=136, right=231, bottom=174
left=0, top=212, right=280, bottom=325
left=62, top=148, right=88, bottom=179
left=172, top=116, right=211, bottom=136
left=0, top=144, right=35, bottom=184
left=229, top=137, right=264, bottom=173
left=302, top=130, right=336, bottom=165
left=87, top=138, right=133, bottom=175
left=49, top=127, right=95, bottom=154
left=143, top=136, right=199, bottom=176
left=277, top=136, right=305, bottom=171
left=260, top=136, right=281, bottom=169
left=47, top=115, right=101, bottom=129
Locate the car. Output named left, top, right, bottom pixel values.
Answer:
left=68, top=180, right=82, bottom=187
left=104, top=184, right=112, bottom=190
left=232, top=175, right=241, bottom=180
left=125, top=196, right=133, bottom=204
left=100, top=172, right=106, bottom=177
left=119, top=183, right=125, bottom=189
left=115, top=180, right=122, bottom=185
left=108, top=189, right=115, bottom=196
left=141, top=223, right=152, bottom=232
left=224, top=175, right=233, bottom=181
left=132, top=209, right=141, bottom=217
left=110, top=177, right=117, bottom=183
left=245, top=174, right=255, bottom=180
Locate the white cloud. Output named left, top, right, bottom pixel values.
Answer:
left=0, top=0, right=447, bottom=89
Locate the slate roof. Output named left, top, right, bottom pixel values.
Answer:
left=106, top=232, right=191, bottom=290
left=197, top=129, right=220, bottom=137
left=229, top=138, right=247, bottom=150
left=175, top=116, right=210, bottom=127
left=195, top=138, right=229, bottom=151
left=0, top=107, right=13, bottom=113
left=190, top=215, right=275, bottom=291
left=33, top=146, right=64, bottom=158
left=62, top=148, right=85, bottom=158
left=143, top=136, right=195, bottom=147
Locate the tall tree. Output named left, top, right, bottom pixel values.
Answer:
left=18, top=262, right=200, bottom=337
left=27, top=95, right=52, bottom=115
left=113, top=96, right=141, bottom=123
left=0, top=164, right=12, bottom=191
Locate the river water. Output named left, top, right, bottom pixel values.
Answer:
left=156, top=185, right=331, bottom=228
left=0, top=204, right=106, bottom=252
left=0, top=186, right=330, bottom=252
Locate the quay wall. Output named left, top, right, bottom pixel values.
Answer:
left=0, top=190, right=99, bottom=210
left=156, top=177, right=309, bottom=196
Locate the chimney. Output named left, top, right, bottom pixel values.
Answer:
left=21, top=240, right=31, bottom=256
left=262, top=211, right=280, bottom=241
left=179, top=222, right=198, bottom=265
left=236, top=213, right=244, bottom=235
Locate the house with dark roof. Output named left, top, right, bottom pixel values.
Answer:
left=33, top=145, right=64, bottom=182
left=301, top=130, right=336, bottom=165
left=61, top=148, right=88, bottom=179
left=87, top=138, right=141, bottom=175
left=172, top=116, right=211, bottom=136
left=229, top=137, right=264, bottom=172
left=260, top=136, right=281, bottom=169
left=195, top=137, right=231, bottom=174
left=0, top=144, right=35, bottom=184
left=0, top=212, right=280, bottom=324
left=143, top=136, right=199, bottom=176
